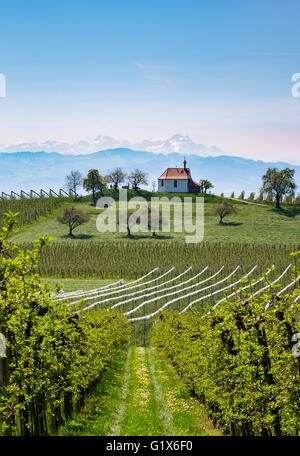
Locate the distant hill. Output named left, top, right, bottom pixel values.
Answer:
left=0, top=149, right=299, bottom=196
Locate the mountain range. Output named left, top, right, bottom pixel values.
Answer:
left=0, top=147, right=299, bottom=197
left=0, top=134, right=222, bottom=157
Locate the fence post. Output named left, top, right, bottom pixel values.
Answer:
left=0, top=329, right=8, bottom=387
left=0, top=356, right=4, bottom=386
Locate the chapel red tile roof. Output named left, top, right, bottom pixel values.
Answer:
left=158, top=168, right=190, bottom=180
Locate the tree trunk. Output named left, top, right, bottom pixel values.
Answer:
left=69, top=225, right=73, bottom=237
left=275, top=194, right=281, bottom=209
left=254, top=322, right=282, bottom=436
left=64, top=392, right=73, bottom=419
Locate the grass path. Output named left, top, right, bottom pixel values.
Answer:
left=58, top=346, right=221, bottom=436
left=108, top=347, right=132, bottom=436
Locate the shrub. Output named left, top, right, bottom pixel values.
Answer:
left=152, top=262, right=300, bottom=436
left=0, top=213, right=130, bottom=435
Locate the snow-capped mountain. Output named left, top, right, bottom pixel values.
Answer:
left=0, top=134, right=222, bottom=157
left=132, top=134, right=222, bottom=156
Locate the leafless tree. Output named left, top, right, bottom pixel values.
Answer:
left=65, top=170, right=83, bottom=199
left=128, top=169, right=148, bottom=190
left=125, top=206, right=162, bottom=237
left=106, top=167, right=127, bottom=189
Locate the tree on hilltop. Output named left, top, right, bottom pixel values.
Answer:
left=65, top=170, right=83, bottom=199
left=261, top=168, right=296, bottom=209
left=256, top=191, right=264, bottom=202
left=106, top=167, right=126, bottom=190
left=200, top=179, right=214, bottom=193
left=83, top=169, right=107, bottom=204
left=128, top=169, right=148, bottom=191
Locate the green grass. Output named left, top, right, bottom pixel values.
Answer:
left=57, top=346, right=129, bottom=436
left=9, top=198, right=300, bottom=244
left=151, top=348, right=221, bottom=436
left=57, top=346, right=220, bottom=436
left=120, top=346, right=167, bottom=436
left=41, top=277, right=116, bottom=292
left=79, top=188, right=223, bottom=204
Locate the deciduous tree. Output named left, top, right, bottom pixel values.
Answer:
left=65, top=170, right=82, bottom=199
left=256, top=191, right=264, bottom=203
left=57, top=206, right=90, bottom=237
left=213, top=200, right=237, bottom=224
left=128, top=169, right=148, bottom=191
left=83, top=169, right=107, bottom=204
left=106, top=168, right=126, bottom=190
left=123, top=206, right=162, bottom=237
left=261, top=168, right=296, bottom=209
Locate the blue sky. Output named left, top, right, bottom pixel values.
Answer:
left=0, top=0, right=299, bottom=163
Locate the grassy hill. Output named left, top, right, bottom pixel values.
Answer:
left=8, top=190, right=300, bottom=245
left=2, top=190, right=299, bottom=280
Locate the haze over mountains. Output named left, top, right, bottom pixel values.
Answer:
left=0, top=137, right=299, bottom=196
left=0, top=134, right=223, bottom=157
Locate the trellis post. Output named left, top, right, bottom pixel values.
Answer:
left=0, top=328, right=8, bottom=386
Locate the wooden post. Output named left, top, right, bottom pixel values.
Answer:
left=0, top=356, right=4, bottom=386
left=0, top=329, right=8, bottom=386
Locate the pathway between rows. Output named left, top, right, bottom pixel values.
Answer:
left=58, top=346, right=221, bottom=436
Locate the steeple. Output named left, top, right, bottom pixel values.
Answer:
left=183, top=156, right=187, bottom=169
